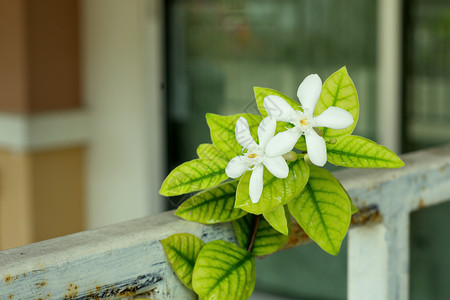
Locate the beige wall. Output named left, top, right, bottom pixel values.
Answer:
left=31, top=147, right=85, bottom=242
left=0, top=150, right=33, bottom=249
left=0, top=0, right=85, bottom=250
left=0, top=147, right=85, bottom=250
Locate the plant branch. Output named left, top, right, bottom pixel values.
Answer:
left=247, top=214, right=260, bottom=252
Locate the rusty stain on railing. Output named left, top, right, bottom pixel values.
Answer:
left=3, top=273, right=162, bottom=300
left=279, top=203, right=382, bottom=252
left=351, top=205, right=382, bottom=226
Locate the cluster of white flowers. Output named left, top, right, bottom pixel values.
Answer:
left=225, top=74, right=353, bottom=204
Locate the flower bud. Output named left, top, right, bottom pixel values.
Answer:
left=282, top=151, right=298, bottom=162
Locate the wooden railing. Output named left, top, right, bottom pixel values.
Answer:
left=1, top=144, right=449, bottom=300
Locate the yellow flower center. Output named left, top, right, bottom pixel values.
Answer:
left=248, top=153, right=258, bottom=159
left=300, top=118, right=309, bottom=126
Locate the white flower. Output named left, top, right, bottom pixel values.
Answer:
left=225, top=116, right=289, bottom=204
left=263, top=74, right=353, bottom=167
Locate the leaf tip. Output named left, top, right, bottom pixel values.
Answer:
left=323, top=242, right=341, bottom=256
left=328, top=249, right=340, bottom=256
left=387, top=153, right=405, bottom=168
left=205, top=112, right=221, bottom=125
left=159, top=182, right=170, bottom=196
left=159, top=236, right=172, bottom=251
left=159, top=175, right=179, bottom=196
left=396, top=158, right=406, bottom=168
left=335, top=66, right=349, bottom=77
left=205, top=112, right=213, bottom=122
left=279, top=228, right=289, bottom=236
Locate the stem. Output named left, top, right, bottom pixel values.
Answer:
left=247, top=215, right=260, bottom=252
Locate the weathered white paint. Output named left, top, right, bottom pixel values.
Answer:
left=0, top=110, right=89, bottom=152
left=348, top=217, right=410, bottom=300
left=81, top=0, right=165, bottom=229
left=0, top=144, right=449, bottom=299
left=376, top=0, right=402, bottom=153
left=343, top=144, right=450, bottom=300
left=0, top=211, right=233, bottom=299
left=348, top=223, right=389, bottom=299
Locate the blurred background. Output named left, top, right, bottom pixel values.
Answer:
left=0, top=0, right=449, bottom=299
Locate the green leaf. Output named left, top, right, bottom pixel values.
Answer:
left=336, top=179, right=359, bottom=215
left=315, top=66, right=359, bottom=139
left=206, top=113, right=262, bottom=160
left=196, top=143, right=228, bottom=161
left=233, top=214, right=289, bottom=256
left=160, top=158, right=228, bottom=196
left=327, top=135, right=405, bottom=168
left=175, top=181, right=247, bottom=224
left=294, top=135, right=307, bottom=151
left=235, top=159, right=309, bottom=215
left=192, top=240, right=255, bottom=300
left=254, top=86, right=301, bottom=117
left=288, top=165, right=351, bottom=255
left=263, top=205, right=290, bottom=236
left=350, top=198, right=358, bottom=214
left=160, top=233, right=205, bottom=290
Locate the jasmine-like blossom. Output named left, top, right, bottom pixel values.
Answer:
left=225, top=116, right=289, bottom=204
left=263, top=74, right=353, bottom=167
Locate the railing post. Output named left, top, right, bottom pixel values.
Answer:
left=348, top=216, right=409, bottom=300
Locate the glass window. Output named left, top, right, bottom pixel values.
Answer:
left=403, top=0, right=450, bottom=152
left=166, top=0, right=377, bottom=166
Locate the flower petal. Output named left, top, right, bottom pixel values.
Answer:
left=305, top=130, right=327, bottom=167
left=249, top=164, right=264, bottom=203
left=265, top=128, right=302, bottom=157
left=258, top=116, right=276, bottom=148
left=297, top=74, right=322, bottom=113
left=263, top=95, right=297, bottom=123
left=313, top=106, right=354, bottom=129
left=235, top=117, right=257, bottom=149
left=225, top=156, right=249, bottom=178
left=263, top=156, right=289, bottom=178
